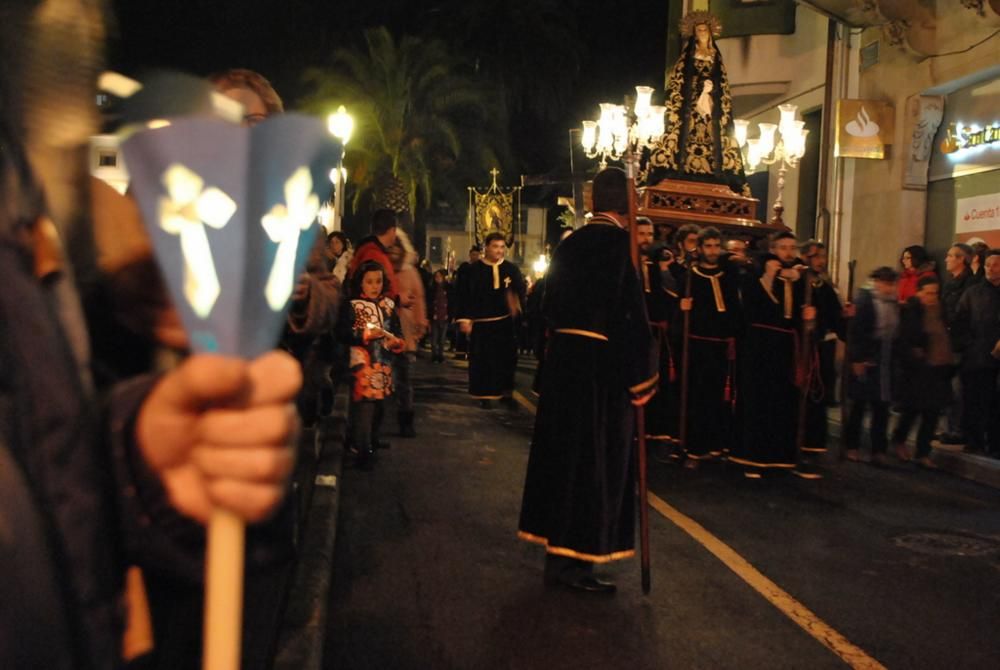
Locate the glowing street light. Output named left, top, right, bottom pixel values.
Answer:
left=532, top=253, right=549, bottom=277
left=326, top=105, right=354, bottom=146
left=325, top=105, right=354, bottom=231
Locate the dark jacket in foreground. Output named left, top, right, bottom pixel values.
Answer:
left=951, top=279, right=1000, bottom=370
left=518, top=217, right=656, bottom=563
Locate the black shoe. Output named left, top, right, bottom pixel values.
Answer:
left=357, top=446, right=375, bottom=470
left=398, top=411, right=417, bottom=438
left=479, top=400, right=493, bottom=409
left=547, top=575, right=617, bottom=594
left=373, top=439, right=391, bottom=450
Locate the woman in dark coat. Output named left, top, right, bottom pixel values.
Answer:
left=891, top=276, right=953, bottom=467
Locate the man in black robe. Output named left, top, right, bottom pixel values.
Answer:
left=676, top=226, right=743, bottom=468
left=456, top=232, right=525, bottom=408
left=732, top=232, right=817, bottom=477
left=518, top=167, right=657, bottom=593
left=638, top=218, right=679, bottom=446
left=800, top=240, right=850, bottom=465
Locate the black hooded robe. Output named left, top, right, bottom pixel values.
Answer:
left=518, top=217, right=657, bottom=563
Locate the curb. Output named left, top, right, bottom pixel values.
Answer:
left=826, top=409, right=1000, bottom=490
left=272, top=388, right=348, bottom=670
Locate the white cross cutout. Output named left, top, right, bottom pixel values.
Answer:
left=158, top=164, right=236, bottom=318
left=261, top=167, right=320, bottom=311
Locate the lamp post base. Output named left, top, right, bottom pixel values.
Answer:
left=770, top=203, right=784, bottom=228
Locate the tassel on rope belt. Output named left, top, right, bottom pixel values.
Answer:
left=689, top=333, right=737, bottom=406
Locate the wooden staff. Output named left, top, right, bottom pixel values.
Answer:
left=795, top=269, right=816, bottom=458
left=677, top=256, right=694, bottom=453
left=624, top=155, right=651, bottom=595
left=839, top=259, right=857, bottom=458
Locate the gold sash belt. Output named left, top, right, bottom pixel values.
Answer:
left=553, top=328, right=609, bottom=341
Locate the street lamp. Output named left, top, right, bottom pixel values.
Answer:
left=580, top=85, right=665, bottom=169
left=326, top=105, right=354, bottom=231
left=734, top=103, right=809, bottom=227
left=532, top=253, right=549, bottom=277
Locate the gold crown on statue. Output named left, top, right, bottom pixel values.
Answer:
left=680, top=11, right=722, bottom=39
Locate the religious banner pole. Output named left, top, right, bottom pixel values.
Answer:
left=677, top=258, right=694, bottom=456
left=625, top=151, right=651, bottom=595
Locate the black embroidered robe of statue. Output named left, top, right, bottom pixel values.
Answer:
left=455, top=259, right=526, bottom=399
left=677, top=264, right=743, bottom=459
left=518, top=217, right=657, bottom=563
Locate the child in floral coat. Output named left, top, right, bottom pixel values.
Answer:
left=342, top=260, right=405, bottom=467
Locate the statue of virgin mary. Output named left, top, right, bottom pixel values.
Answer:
left=647, top=11, right=750, bottom=197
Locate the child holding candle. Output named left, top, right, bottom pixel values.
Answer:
left=343, top=260, right=405, bottom=468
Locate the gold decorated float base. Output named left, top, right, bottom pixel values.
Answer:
left=637, top=179, right=788, bottom=240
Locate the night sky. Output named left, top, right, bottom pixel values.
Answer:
left=107, top=0, right=672, bottom=178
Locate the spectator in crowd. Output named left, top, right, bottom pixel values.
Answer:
left=844, top=266, right=899, bottom=465
left=341, top=260, right=405, bottom=468
left=326, top=230, right=354, bottom=284
left=208, top=67, right=284, bottom=124
left=951, top=249, right=1000, bottom=457
left=970, top=241, right=989, bottom=281
left=387, top=229, right=427, bottom=437
left=349, top=209, right=399, bottom=299
left=891, top=275, right=952, bottom=467
left=282, top=227, right=342, bottom=428
left=897, top=245, right=936, bottom=303
left=939, top=243, right=977, bottom=445
left=210, top=71, right=343, bottom=434
left=452, top=245, right=481, bottom=360
left=428, top=269, right=452, bottom=363
left=845, top=267, right=899, bottom=465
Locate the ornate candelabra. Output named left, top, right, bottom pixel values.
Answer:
left=734, top=103, right=809, bottom=227
left=580, top=86, right=666, bottom=171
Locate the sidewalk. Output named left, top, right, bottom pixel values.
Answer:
left=825, top=406, right=1000, bottom=489
left=272, top=388, right=348, bottom=670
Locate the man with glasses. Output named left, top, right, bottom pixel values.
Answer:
left=939, top=243, right=979, bottom=446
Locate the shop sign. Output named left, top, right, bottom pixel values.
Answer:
left=940, top=122, right=1000, bottom=156
left=835, top=99, right=894, bottom=159
left=955, top=191, right=1000, bottom=247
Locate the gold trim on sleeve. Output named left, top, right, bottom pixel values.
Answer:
left=553, top=328, right=609, bottom=341
left=629, top=373, right=660, bottom=395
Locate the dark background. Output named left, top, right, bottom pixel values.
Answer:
left=108, top=0, right=674, bottom=179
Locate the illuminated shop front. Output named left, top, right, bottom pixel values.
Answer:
left=926, top=73, right=1000, bottom=257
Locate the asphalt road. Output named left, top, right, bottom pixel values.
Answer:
left=324, top=354, right=1000, bottom=670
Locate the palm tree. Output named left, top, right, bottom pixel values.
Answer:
left=300, top=26, right=507, bottom=228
